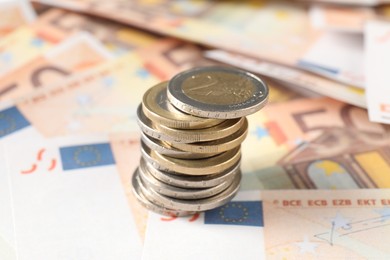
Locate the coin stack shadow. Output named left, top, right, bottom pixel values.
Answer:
left=132, top=66, right=268, bottom=216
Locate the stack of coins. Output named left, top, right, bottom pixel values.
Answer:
left=132, top=66, right=269, bottom=216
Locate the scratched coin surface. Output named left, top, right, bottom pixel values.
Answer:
left=142, top=81, right=224, bottom=129
left=141, top=141, right=241, bottom=176
left=138, top=171, right=241, bottom=212
left=167, top=66, right=269, bottom=119
left=141, top=132, right=219, bottom=159
left=138, top=161, right=234, bottom=200
left=132, top=169, right=196, bottom=217
left=142, top=158, right=240, bottom=189
left=137, top=105, right=244, bottom=143
left=171, top=118, right=248, bottom=154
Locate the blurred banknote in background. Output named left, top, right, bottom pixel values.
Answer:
left=366, top=19, right=390, bottom=125
left=0, top=0, right=36, bottom=37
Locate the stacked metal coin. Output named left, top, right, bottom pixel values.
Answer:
left=132, top=66, right=269, bottom=216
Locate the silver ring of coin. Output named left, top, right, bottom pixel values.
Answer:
left=137, top=104, right=244, bottom=143
left=141, top=141, right=241, bottom=176
left=167, top=66, right=269, bottom=119
left=142, top=81, right=224, bottom=129
left=170, top=117, right=248, bottom=154
left=138, top=171, right=241, bottom=212
left=140, top=132, right=219, bottom=159
left=131, top=169, right=196, bottom=217
left=138, top=160, right=234, bottom=199
left=141, top=158, right=241, bottom=189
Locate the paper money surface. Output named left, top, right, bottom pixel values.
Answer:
left=0, top=102, right=47, bottom=250
left=0, top=145, right=16, bottom=260
left=137, top=38, right=219, bottom=80
left=33, top=8, right=160, bottom=55
left=143, top=191, right=265, bottom=260
left=298, top=0, right=390, bottom=5
left=0, top=25, right=56, bottom=77
left=0, top=32, right=111, bottom=101
left=262, top=189, right=390, bottom=259
left=365, top=20, right=390, bottom=125
left=204, top=50, right=366, bottom=108
left=4, top=135, right=144, bottom=260
left=144, top=189, right=390, bottom=259
left=309, top=5, right=375, bottom=33
left=33, top=0, right=366, bottom=86
left=241, top=97, right=390, bottom=190
left=0, top=101, right=50, bottom=258
left=15, top=53, right=158, bottom=136
left=0, top=0, right=36, bottom=37
left=297, top=31, right=365, bottom=88
left=0, top=101, right=148, bottom=239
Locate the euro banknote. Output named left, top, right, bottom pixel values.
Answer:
left=0, top=25, right=55, bottom=76
left=14, top=53, right=159, bottom=136
left=33, top=8, right=160, bottom=55
left=365, top=20, right=390, bottom=125
left=0, top=0, right=36, bottom=38
left=3, top=134, right=145, bottom=259
left=299, top=0, right=390, bottom=6
left=241, top=97, right=390, bottom=190
left=204, top=49, right=366, bottom=108
left=309, top=5, right=375, bottom=33
left=263, top=189, right=390, bottom=259
left=143, top=189, right=390, bottom=259
left=0, top=32, right=111, bottom=101
left=32, top=0, right=364, bottom=86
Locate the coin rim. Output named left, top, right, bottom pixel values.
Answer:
left=142, top=158, right=241, bottom=189
left=167, top=66, right=269, bottom=119
left=137, top=104, right=244, bottom=143
left=170, top=118, right=248, bottom=153
left=142, top=81, right=224, bottom=129
left=141, top=142, right=241, bottom=175
left=141, top=132, right=219, bottom=159
left=131, top=168, right=196, bottom=217
left=138, top=171, right=241, bottom=211
left=138, top=162, right=234, bottom=200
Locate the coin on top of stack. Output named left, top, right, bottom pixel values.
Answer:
left=132, top=66, right=269, bottom=217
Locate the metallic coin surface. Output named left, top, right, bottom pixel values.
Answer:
left=171, top=118, right=248, bottom=154
left=141, top=132, right=219, bottom=159
left=131, top=169, right=196, bottom=217
left=138, top=171, right=241, bottom=211
left=138, top=162, right=234, bottom=199
left=142, top=159, right=240, bottom=189
left=137, top=105, right=244, bottom=143
left=142, top=81, right=224, bottom=129
left=141, top=142, right=241, bottom=176
left=167, top=66, right=269, bottom=119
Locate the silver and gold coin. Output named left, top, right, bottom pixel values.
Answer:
left=131, top=169, right=196, bottom=217
left=137, top=105, right=244, bottom=143
left=141, top=132, right=219, bottom=159
left=170, top=117, right=248, bottom=154
left=138, top=171, right=241, bottom=212
left=142, top=158, right=240, bottom=189
left=142, top=81, right=224, bottom=129
left=138, top=161, right=234, bottom=199
left=167, top=66, right=269, bottom=119
left=141, top=141, right=241, bottom=176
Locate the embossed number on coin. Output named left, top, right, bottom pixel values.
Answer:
left=167, top=66, right=269, bottom=119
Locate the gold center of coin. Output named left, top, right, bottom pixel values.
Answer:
left=181, top=72, right=256, bottom=105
